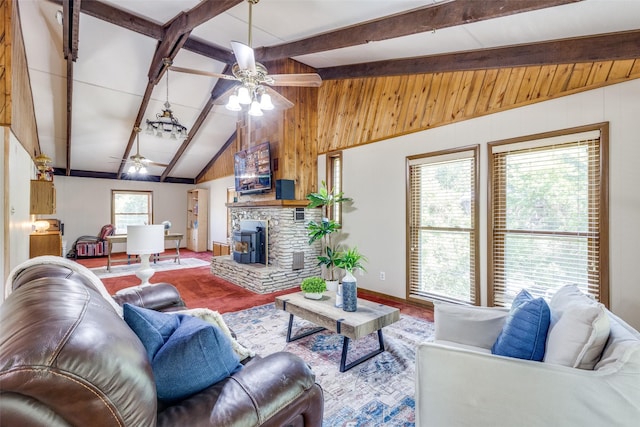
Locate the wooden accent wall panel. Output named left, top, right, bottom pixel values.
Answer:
left=199, top=58, right=318, bottom=200
left=0, top=0, right=10, bottom=126
left=2, top=0, right=39, bottom=156
left=318, top=59, right=640, bottom=153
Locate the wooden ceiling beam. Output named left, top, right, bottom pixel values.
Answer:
left=319, top=30, right=640, bottom=80
left=62, top=0, right=80, bottom=175
left=255, top=0, right=582, bottom=62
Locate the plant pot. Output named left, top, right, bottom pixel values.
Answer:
left=303, top=292, right=323, bottom=300
left=325, top=280, right=339, bottom=292
left=342, top=271, right=357, bottom=312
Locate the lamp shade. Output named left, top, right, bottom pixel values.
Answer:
left=127, top=225, right=164, bottom=255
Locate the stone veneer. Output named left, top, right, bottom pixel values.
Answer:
left=211, top=206, right=321, bottom=293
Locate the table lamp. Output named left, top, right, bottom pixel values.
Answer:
left=127, top=225, right=165, bottom=287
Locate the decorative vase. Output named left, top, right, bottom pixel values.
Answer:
left=342, top=271, right=357, bottom=312
left=303, top=292, right=323, bottom=300
left=325, top=280, right=339, bottom=292
left=335, top=284, right=343, bottom=308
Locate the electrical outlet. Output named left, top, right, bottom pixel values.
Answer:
left=379, top=271, right=385, bottom=280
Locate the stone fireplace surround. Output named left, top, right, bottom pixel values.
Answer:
left=211, top=202, right=321, bottom=294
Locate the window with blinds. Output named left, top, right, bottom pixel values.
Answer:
left=407, top=147, right=479, bottom=305
left=488, top=124, right=609, bottom=307
left=111, top=190, right=153, bottom=235
left=326, top=151, right=343, bottom=223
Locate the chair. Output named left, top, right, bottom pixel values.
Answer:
left=68, top=224, right=114, bottom=258
left=415, top=288, right=640, bottom=427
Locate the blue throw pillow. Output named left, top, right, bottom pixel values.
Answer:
left=123, top=303, right=180, bottom=361
left=491, top=289, right=550, bottom=361
left=123, top=304, right=243, bottom=402
left=153, top=315, right=243, bottom=402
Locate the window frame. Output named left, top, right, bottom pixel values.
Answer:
left=111, top=190, right=153, bottom=235
left=487, top=122, right=609, bottom=307
left=326, top=151, right=344, bottom=224
left=406, top=145, right=480, bottom=307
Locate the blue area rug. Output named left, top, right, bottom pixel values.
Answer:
left=223, top=303, right=434, bottom=426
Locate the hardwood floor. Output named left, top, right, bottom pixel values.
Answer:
left=74, top=250, right=433, bottom=321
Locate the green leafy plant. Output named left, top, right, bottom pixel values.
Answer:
left=335, top=247, right=368, bottom=274
left=300, top=276, right=327, bottom=294
left=306, top=181, right=352, bottom=281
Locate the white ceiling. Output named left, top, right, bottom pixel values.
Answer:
left=18, top=0, right=640, bottom=182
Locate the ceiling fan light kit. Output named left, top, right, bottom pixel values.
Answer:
left=120, top=127, right=169, bottom=175
left=171, top=0, right=321, bottom=118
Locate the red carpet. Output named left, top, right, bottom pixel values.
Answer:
left=74, top=250, right=433, bottom=320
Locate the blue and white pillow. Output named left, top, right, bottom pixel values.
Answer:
left=123, top=304, right=243, bottom=402
left=491, top=289, right=551, bottom=361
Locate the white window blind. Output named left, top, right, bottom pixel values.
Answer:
left=407, top=148, right=478, bottom=305
left=489, top=127, right=608, bottom=307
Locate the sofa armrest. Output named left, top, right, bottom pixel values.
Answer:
left=157, top=352, right=323, bottom=427
left=434, top=301, right=509, bottom=349
left=416, top=342, right=640, bottom=427
left=112, top=283, right=186, bottom=312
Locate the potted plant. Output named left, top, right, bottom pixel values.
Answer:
left=335, top=247, right=368, bottom=312
left=300, top=276, right=327, bottom=300
left=306, top=181, right=352, bottom=291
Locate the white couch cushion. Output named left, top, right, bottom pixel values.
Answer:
left=544, top=285, right=610, bottom=369
left=434, top=302, right=508, bottom=349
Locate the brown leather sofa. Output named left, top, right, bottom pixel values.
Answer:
left=0, top=261, right=324, bottom=426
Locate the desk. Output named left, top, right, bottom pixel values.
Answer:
left=106, top=233, right=183, bottom=272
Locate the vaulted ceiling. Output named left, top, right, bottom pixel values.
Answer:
left=18, top=0, right=640, bottom=183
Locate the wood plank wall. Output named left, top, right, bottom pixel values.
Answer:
left=317, top=59, right=640, bottom=153
left=201, top=58, right=640, bottom=191
left=0, top=0, right=11, bottom=126
left=1, top=0, right=39, bottom=157
left=198, top=58, right=318, bottom=201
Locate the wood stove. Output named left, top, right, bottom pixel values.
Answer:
left=232, top=221, right=267, bottom=264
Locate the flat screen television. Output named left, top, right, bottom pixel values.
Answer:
left=234, top=142, right=272, bottom=194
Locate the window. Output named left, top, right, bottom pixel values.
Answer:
left=407, top=146, right=479, bottom=305
left=488, top=123, right=609, bottom=307
left=326, top=151, right=343, bottom=223
left=111, top=190, right=153, bottom=234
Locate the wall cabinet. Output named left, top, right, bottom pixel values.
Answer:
left=30, top=232, right=62, bottom=257
left=30, top=180, right=56, bottom=214
left=187, top=189, right=208, bottom=252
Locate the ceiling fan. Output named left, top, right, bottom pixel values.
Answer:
left=168, top=0, right=322, bottom=115
left=112, top=128, right=168, bottom=175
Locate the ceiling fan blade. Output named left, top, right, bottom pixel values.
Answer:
left=169, top=65, right=238, bottom=81
left=263, top=86, right=294, bottom=110
left=146, top=161, right=169, bottom=168
left=230, top=41, right=256, bottom=73
left=109, top=156, right=128, bottom=164
left=268, top=73, right=323, bottom=87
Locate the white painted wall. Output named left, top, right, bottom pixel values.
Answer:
left=200, top=176, right=234, bottom=246
left=338, top=78, right=640, bottom=329
left=2, top=132, right=35, bottom=300
left=52, top=176, right=194, bottom=254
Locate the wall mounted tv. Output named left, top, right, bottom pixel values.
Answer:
left=234, top=142, right=272, bottom=194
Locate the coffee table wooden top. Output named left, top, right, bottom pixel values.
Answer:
left=275, top=291, right=400, bottom=340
